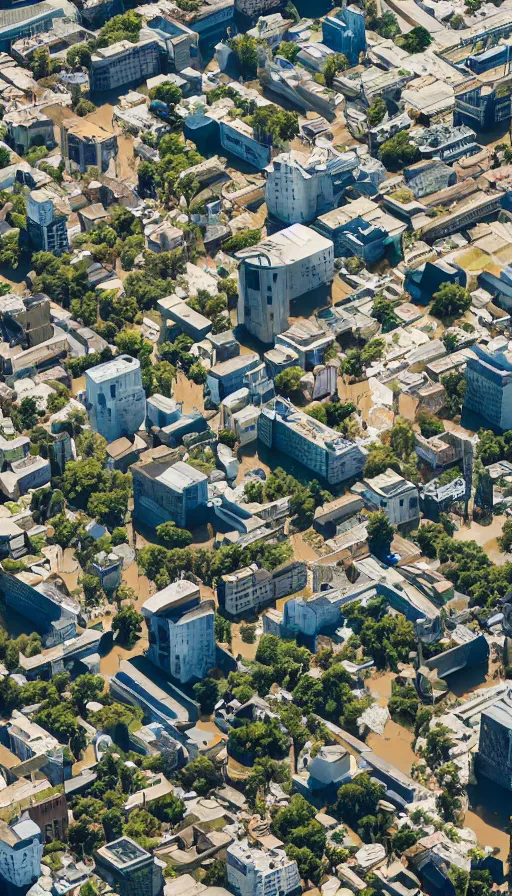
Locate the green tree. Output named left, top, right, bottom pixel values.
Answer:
left=277, top=41, right=300, bottom=63
left=179, top=756, right=221, bottom=794
left=367, top=96, right=386, bottom=126
left=230, top=34, right=260, bottom=75
left=215, top=613, right=232, bottom=644
left=372, top=294, right=400, bottom=332
left=398, top=25, right=432, bottom=53
left=274, top=366, right=303, bottom=398
left=378, top=131, right=420, bottom=171
left=156, top=521, right=193, bottom=548
left=149, top=792, right=185, bottom=825
left=150, top=81, right=182, bottom=106
left=323, top=53, right=349, bottom=87
left=203, top=860, right=227, bottom=886
left=112, top=606, right=143, bottom=648
left=102, top=808, right=123, bottom=842
left=431, top=282, right=471, bottom=320
left=193, top=677, right=219, bottom=714
left=71, top=674, right=104, bottom=714
left=223, top=228, right=262, bottom=253
left=367, top=510, right=394, bottom=560
left=364, top=443, right=401, bottom=477
left=417, top=409, right=444, bottom=438
left=389, top=417, right=415, bottom=459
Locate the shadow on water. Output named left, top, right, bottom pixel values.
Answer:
left=466, top=773, right=511, bottom=861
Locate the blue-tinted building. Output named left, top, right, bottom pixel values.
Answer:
left=322, top=5, right=366, bottom=67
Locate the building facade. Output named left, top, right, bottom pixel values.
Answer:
left=464, top=346, right=512, bottom=431
left=60, top=118, right=118, bottom=174
left=0, top=816, right=43, bottom=890
left=95, top=837, right=164, bottom=896
left=322, top=5, right=366, bottom=67
left=227, top=840, right=300, bottom=896
left=142, top=579, right=216, bottom=684
left=85, top=354, right=146, bottom=443
left=90, top=38, right=162, bottom=92
left=265, top=148, right=359, bottom=225
left=477, top=697, right=512, bottom=790
left=351, top=469, right=420, bottom=528
left=258, top=397, right=367, bottom=485
left=237, top=224, right=334, bottom=344
left=132, top=459, right=208, bottom=529
left=26, top=188, right=69, bottom=255
left=218, top=560, right=307, bottom=618
left=28, top=793, right=68, bottom=844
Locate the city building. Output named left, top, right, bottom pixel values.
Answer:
left=145, top=13, right=200, bottom=71
left=205, top=352, right=260, bottom=407
left=275, top=320, right=333, bottom=370
left=26, top=188, right=69, bottom=255
left=0, top=292, right=53, bottom=349
left=95, top=837, right=164, bottom=896
left=90, top=38, right=162, bottom=92
left=411, top=125, right=480, bottom=164
left=314, top=198, right=407, bottom=263
left=0, top=568, right=79, bottom=645
left=226, top=840, right=301, bottom=896
left=0, top=2, right=71, bottom=52
left=322, top=5, right=366, bottom=67
left=28, top=792, right=68, bottom=844
left=85, top=355, right=146, bottom=444
left=265, top=147, right=359, bottom=226
left=234, top=0, right=282, bottom=19
left=477, top=691, right=512, bottom=790
left=0, top=454, right=51, bottom=499
left=259, top=397, right=367, bottom=485
left=0, top=815, right=43, bottom=891
left=4, top=107, right=55, bottom=155
left=351, top=469, right=420, bottom=529
left=464, top=346, right=512, bottom=431
left=219, top=118, right=271, bottom=171
left=142, top=579, right=216, bottom=683
left=237, top=224, right=334, bottom=344
left=60, top=117, right=118, bottom=174
left=132, top=458, right=208, bottom=529
left=217, top=560, right=307, bottom=618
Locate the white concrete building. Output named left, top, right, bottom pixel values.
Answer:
left=218, top=560, right=306, bottom=618
left=142, top=579, right=216, bottom=684
left=85, top=354, right=146, bottom=444
left=227, top=840, right=300, bottom=896
left=265, top=147, right=358, bottom=225
left=90, top=37, right=162, bottom=92
left=237, top=224, right=334, bottom=344
left=351, top=468, right=420, bottom=528
left=219, top=118, right=271, bottom=170
left=0, top=816, right=43, bottom=889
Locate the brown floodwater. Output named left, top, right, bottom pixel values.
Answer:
left=173, top=371, right=205, bottom=415
left=365, top=673, right=417, bottom=776
left=466, top=777, right=510, bottom=860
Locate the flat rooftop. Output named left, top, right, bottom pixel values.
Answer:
left=85, top=354, right=140, bottom=384
left=96, top=837, right=149, bottom=868
left=156, top=459, right=207, bottom=492
left=235, top=223, right=332, bottom=268
left=142, top=578, right=200, bottom=616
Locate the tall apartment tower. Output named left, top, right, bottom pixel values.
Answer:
left=464, top=346, right=512, bottom=432
left=237, top=224, right=334, bottom=344
left=142, top=579, right=216, bottom=684
left=322, top=5, right=366, bottom=67
left=26, top=188, right=69, bottom=255
left=85, top=354, right=146, bottom=443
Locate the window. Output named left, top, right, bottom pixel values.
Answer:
left=246, top=268, right=260, bottom=290
left=273, top=273, right=278, bottom=283
left=399, top=499, right=404, bottom=507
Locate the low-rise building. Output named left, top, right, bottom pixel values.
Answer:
left=227, top=839, right=301, bottom=896
left=4, top=107, right=55, bottom=155
left=90, top=37, right=162, bottom=92
left=142, top=579, right=216, bottom=683
left=220, top=117, right=271, bottom=171
left=60, top=117, right=118, bottom=174
left=314, top=198, right=406, bottom=263
left=132, top=458, right=208, bottom=529
left=259, top=397, right=367, bottom=486
left=351, top=468, right=420, bottom=529
left=275, top=320, right=333, bottom=370
left=206, top=352, right=260, bottom=407
left=218, top=560, right=307, bottom=618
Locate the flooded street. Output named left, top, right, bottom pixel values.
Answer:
left=453, top=514, right=508, bottom=565
left=365, top=672, right=417, bottom=776
left=173, top=371, right=205, bottom=415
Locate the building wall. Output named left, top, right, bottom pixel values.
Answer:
left=146, top=606, right=216, bottom=683
left=478, top=710, right=512, bottom=790
left=464, top=360, right=512, bottom=431
left=235, top=0, right=282, bottom=17
left=0, top=570, right=74, bottom=635
left=0, top=830, right=43, bottom=888
left=266, top=158, right=334, bottom=225
left=28, top=794, right=68, bottom=844
left=227, top=848, right=300, bottom=896
left=90, top=41, right=162, bottom=92
left=322, top=6, right=366, bottom=66
left=85, top=358, right=146, bottom=443
left=238, top=239, right=334, bottom=344
left=219, top=121, right=271, bottom=170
